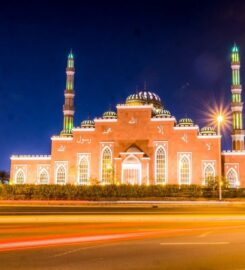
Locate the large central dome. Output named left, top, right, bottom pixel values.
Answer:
left=126, top=91, right=163, bottom=109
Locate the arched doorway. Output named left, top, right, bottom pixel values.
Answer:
left=122, top=155, right=141, bottom=185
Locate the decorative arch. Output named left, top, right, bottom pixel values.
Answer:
left=15, top=169, right=25, bottom=184
left=39, top=169, right=49, bottom=184
left=155, top=146, right=167, bottom=184
left=123, top=154, right=141, bottom=164
left=101, top=146, right=113, bottom=184
left=78, top=156, right=89, bottom=184
left=203, top=164, right=215, bottom=185
left=122, top=154, right=141, bottom=185
left=56, top=165, right=66, bottom=185
left=179, top=154, right=191, bottom=184
left=226, top=168, right=239, bottom=188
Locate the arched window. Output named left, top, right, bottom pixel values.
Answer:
left=101, top=147, right=112, bottom=184
left=227, top=168, right=239, bottom=188
left=39, top=169, right=49, bottom=184
left=56, top=166, right=66, bottom=185
left=79, top=156, right=89, bottom=184
left=15, top=169, right=25, bottom=184
left=179, top=156, right=190, bottom=184
left=204, top=164, right=215, bottom=185
left=155, top=147, right=166, bottom=184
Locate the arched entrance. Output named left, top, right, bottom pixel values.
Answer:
left=122, top=155, right=141, bottom=185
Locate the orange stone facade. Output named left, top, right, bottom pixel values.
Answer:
left=10, top=104, right=222, bottom=185
left=10, top=47, right=245, bottom=187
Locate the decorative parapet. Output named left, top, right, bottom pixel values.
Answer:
left=73, top=127, right=96, bottom=131
left=174, top=125, right=199, bottom=130
left=222, top=150, right=245, bottom=156
left=11, top=155, right=51, bottom=160
left=94, top=118, right=117, bottom=123
left=197, top=135, right=221, bottom=139
left=51, top=136, right=73, bottom=141
left=116, top=104, right=153, bottom=109
left=151, top=117, right=176, bottom=122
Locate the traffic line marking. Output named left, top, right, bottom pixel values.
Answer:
left=198, top=231, right=212, bottom=238
left=160, top=242, right=230, bottom=245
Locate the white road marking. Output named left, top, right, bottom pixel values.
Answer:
left=198, top=231, right=212, bottom=238
left=52, top=242, right=116, bottom=257
left=160, top=242, right=230, bottom=245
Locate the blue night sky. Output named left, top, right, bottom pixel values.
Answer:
left=0, top=0, right=245, bottom=171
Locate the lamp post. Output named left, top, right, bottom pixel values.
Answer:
left=217, top=114, right=223, bottom=201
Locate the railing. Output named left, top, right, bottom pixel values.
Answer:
left=11, top=155, right=51, bottom=159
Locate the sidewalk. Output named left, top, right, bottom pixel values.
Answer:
left=1, top=199, right=245, bottom=206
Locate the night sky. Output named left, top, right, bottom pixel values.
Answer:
left=1, top=0, right=245, bottom=171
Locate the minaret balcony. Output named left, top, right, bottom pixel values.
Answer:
left=232, top=130, right=245, bottom=136
left=64, top=91, right=75, bottom=97
left=231, top=85, right=242, bottom=94
left=231, top=63, right=240, bottom=69
left=231, top=101, right=243, bottom=106
left=66, top=67, right=75, bottom=73
left=63, top=109, right=75, bottom=115
left=231, top=104, right=243, bottom=112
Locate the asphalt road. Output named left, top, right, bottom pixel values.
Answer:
left=1, top=204, right=245, bottom=270
left=2, top=204, right=245, bottom=215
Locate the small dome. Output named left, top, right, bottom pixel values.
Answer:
left=103, top=110, right=117, bottom=119
left=178, top=118, right=194, bottom=127
left=126, top=93, right=145, bottom=106
left=126, top=91, right=162, bottom=109
left=81, top=119, right=95, bottom=128
left=155, top=108, right=171, bottom=118
left=200, top=126, right=216, bottom=135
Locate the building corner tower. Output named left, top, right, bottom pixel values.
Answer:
left=231, top=44, right=245, bottom=150
left=61, top=51, right=75, bottom=137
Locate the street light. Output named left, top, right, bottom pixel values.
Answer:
left=217, top=114, right=224, bottom=201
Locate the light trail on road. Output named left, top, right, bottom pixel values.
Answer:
left=1, top=216, right=245, bottom=251
left=0, top=231, right=154, bottom=252
left=1, top=205, right=245, bottom=269
left=2, top=214, right=245, bottom=223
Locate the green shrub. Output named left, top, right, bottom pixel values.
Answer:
left=0, top=183, right=245, bottom=200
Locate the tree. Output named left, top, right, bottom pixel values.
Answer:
left=0, top=171, right=10, bottom=184
left=206, top=176, right=229, bottom=190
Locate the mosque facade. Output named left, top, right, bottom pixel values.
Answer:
left=10, top=45, right=245, bottom=187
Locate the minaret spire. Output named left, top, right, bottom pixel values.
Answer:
left=61, top=50, right=75, bottom=136
left=231, top=43, right=245, bottom=150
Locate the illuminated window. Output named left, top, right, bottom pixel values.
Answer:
left=79, top=156, right=89, bottom=184
left=155, top=147, right=166, bottom=184
left=56, top=166, right=66, bottom=185
left=101, top=147, right=112, bottom=184
left=15, top=169, right=25, bottom=184
left=227, top=168, right=239, bottom=188
left=39, top=169, right=49, bottom=184
left=179, top=156, right=190, bottom=184
left=204, top=164, right=215, bottom=185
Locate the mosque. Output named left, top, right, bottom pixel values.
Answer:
left=10, top=45, right=245, bottom=187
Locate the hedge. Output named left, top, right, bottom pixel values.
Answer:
left=0, top=184, right=245, bottom=200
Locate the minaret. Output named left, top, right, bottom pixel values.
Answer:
left=231, top=43, right=245, bottom=150
left=61, top=51, right=75, bottom=136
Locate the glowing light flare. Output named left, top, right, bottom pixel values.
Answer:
left=217, top=114, right=224, bottom=124
left=200, top=99, right=232, bottom=134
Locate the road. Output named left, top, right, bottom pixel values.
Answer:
left=1, top=204, right=245, bottom=269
